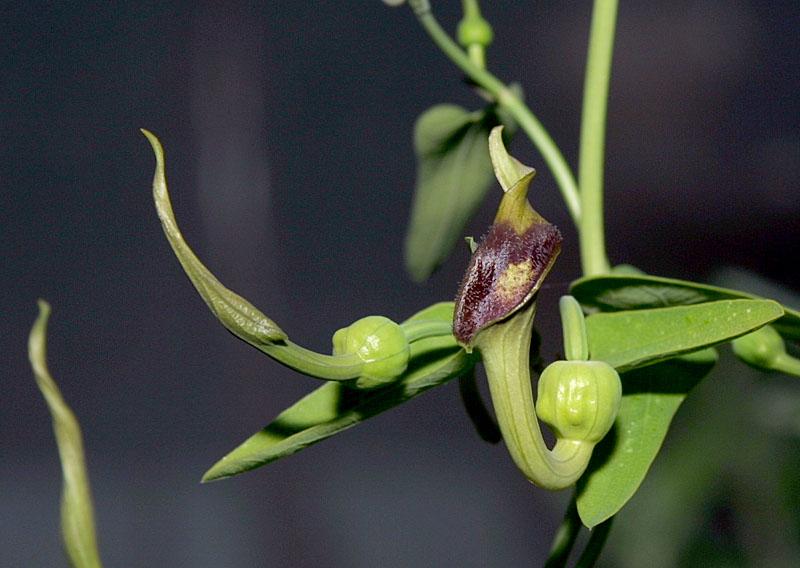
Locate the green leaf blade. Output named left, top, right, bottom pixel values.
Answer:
left=571, top=273, right=800, bottom=339
left=404, top=104, right=502, bottom=282
left=203, top=302, right=475, bottom=481
left=203, top=341, right=471, bottom=481
left=587, top=299, right=784, bottom=372
left=576, top=349, right=718, bottom=528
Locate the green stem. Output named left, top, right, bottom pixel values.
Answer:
left=578, top=0, right=617, bottom=275
left=461, top=0, right=480, bottom=18
left=458, top=368, right=502, bottom=443
left=575, top=517, right=614, bottom=568
left=568, top=3, right=619, bottom=563
left=410, top=0, right=581, bottom=225
left=560, top=295, right=589, bottom=362
left=460, top=0, right=487, bottom=68
left=544, top=495, right=581, bottom=568
left=401, top=319, right=454, bottom=342
left=261, top=341, right=365, bottom=381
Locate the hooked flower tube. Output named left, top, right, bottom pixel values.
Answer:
left=452, top=127, right=617, bottom=491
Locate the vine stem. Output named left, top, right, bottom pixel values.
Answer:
left=575, top=517, right=614, bottom=567
left=544, top=495, right=581, bottom=567
left=409, top=0, right=581, bottom=226
left=410, top=0, right=619, bottom=562
left=578, top=0, right=617, bottom=275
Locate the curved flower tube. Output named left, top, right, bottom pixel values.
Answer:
left=454, top=129, right=619, bottom=489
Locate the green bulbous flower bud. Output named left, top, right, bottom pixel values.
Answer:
left=732, top=325, right=788, bottom=371
left=332, top=316, right=410, bottom=389
left=536, top=360, right=621, bottom=444
left=457, top=16, right=493, bottom=49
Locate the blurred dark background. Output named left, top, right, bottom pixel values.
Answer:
left=2, top=1, right=798, bottom=566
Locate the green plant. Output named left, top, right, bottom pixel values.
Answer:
left=28, top=1, right=800, bottom=566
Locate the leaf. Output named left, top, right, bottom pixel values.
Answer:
left=571, top=273, right=800, bottom=340
left=404, top=104, right=504, bottom=282
left=576, top=348, right=718, bottom=528
left=29, top=301, right=103, bottom=568
left=203, top=303, right=476, bottom=481
left=586, top=299, right=784, bottom=372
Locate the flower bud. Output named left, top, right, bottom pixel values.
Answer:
left=536, top=360, right=621, bottom=444
left=457, top=16, right=493, bottom=49
left=732, top=325, right=787, bottom=371
left=453, top=170, right=561, bottom=348
left=332, top=316, right=410, bottom=389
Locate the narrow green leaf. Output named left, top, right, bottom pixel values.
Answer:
left=576, top=348, right=718, bottom=528
left=203, top=303, right=475, bottom=481
left=404, top=104, right=502, bottom=281
left=204, top=340, right=469, bottom=481
left=29, top=301, right=103, bottom=568
left=571, top=273, right=800, bottom=339
left=587, top=299, right=784, bottom=372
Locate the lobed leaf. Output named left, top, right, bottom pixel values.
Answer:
left=571, top=273, right=800, bottom=339
left=586, top=299, right=784, bottom=372
left=404, top=104, right=504, bottom=282
left=576, top=349, right=718, bottom=528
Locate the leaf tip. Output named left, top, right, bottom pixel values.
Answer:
left=200, top=470, right=221, bottom=484
left=202, top=458, right=238, bottom=483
